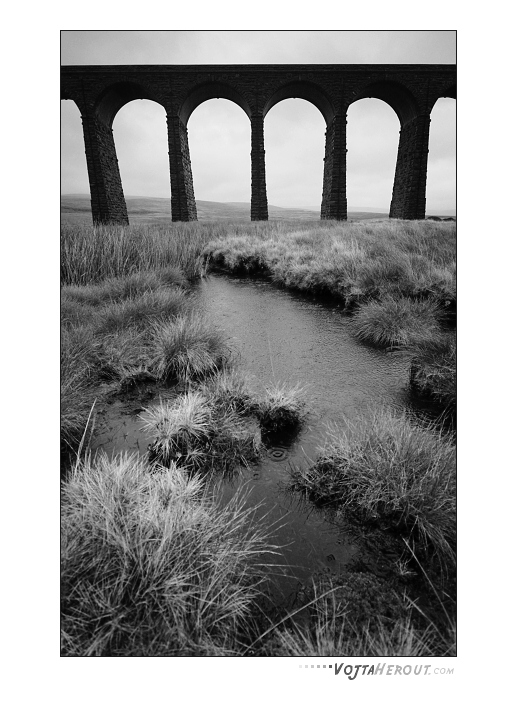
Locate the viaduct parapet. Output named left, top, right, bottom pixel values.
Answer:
left=61, top=64, right=456, bottom=224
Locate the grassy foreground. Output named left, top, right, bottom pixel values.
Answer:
left=61, top=222, right=455, bottom=657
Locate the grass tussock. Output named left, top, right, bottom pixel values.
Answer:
left=142, top=387, right=262, bottom=478
left=351, top=297, right=443, bottom=348
left=61, top=453, right=277, bottom=656
left=290, top=410, right=456, bottom=563
left=270, top=614, right=454, bottom=657
left=150, top=315, right=230, bottom=384
left=259, top=571, right=455, bottom=657
left=410, top=333, right=456, bottom=409
left=250, top=383, right=308, bottom=436
left=141, top=375, right=309, bottom=478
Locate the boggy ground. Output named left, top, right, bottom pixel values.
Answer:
left=204, top=219, right=456, bottom=414
left=61, top=221, right=456, bottom=657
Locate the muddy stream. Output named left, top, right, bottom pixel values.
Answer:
left=92, top=274, right=413, bottom=605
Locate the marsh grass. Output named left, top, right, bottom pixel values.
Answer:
left=142, top=388, right=262, bottom=477
left=150, top=315, right=231, bottom=384
left=141, top=376, right=308, bottom=478
left=290, top=410, right=456, bottom=563
left=61, top=224, right=208, bottom=284
left=142, top=393, right=214, bottom=469
left=60, top=325, right=101, bottom=452
left=256, top=569, right=455, bottom=657
left=270, top=613, right=454, bottom=657
left=351, top=297, right=444, bottom=348
left=60, top=263, right=198, bottom=457
left=61, top=222, right=455, bottom=656
left=96, top=287, right=190, bottom=334
left=61, top=453, right=278, bottom=656
left=250, top=383, right=308, bottom=436
left=203, top=220, right=456, bottom=411
left=410, top=333, right=456, bottom=409
left=61, top=267, right=188, bottom=305
left=204, top=220, right=456, bottom=305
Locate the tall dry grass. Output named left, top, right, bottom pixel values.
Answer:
left=61, top=224, right=206, bottom=284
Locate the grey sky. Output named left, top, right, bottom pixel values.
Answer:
left=61, top=31, right=456, bottom=212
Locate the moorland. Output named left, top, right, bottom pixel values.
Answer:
left=61, top=214, right=456, bottom=657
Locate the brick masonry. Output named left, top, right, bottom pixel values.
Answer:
left=61, top=64, right=456, bottom=223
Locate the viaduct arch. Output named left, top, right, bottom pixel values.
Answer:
left=61, top=64, right=456, bottom=224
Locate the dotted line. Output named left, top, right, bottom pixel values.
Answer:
left=299, top=664, right=333, bottom=668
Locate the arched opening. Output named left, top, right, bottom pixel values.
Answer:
left=95, top=81, right=160, bottom=127
left=351, top=80, right=419, bottom=126
left=61, top=100, right=90, bottom=223
left=111, top=100, right=170, bottom=222
left=264, top=81, right=334, bottom=125
left=346, top=98, right=400, bottom=215
left=179, top=82, right=251, bottom=125
left=264, top=99, right=326, bottom=212
left=187, top=99, right=251, bottom=218
left=427, top=98, right=456, bottom=216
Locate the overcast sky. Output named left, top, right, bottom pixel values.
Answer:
left=61, top=31, right=456, bottom=213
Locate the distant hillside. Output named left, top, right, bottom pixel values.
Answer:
left=61, top=194, right=393, bottom=224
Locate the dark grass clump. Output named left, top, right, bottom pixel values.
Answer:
left=290, top=410, right=456, bottom=564
left=254, top=568, right=455, bottom=657
left=410, top=332, right=456, bottom=410
left=61, top=453, right=276, bottom=656
left=260, top=570, right=455, bottom=658
left=250, top=384, right=308, bottom=437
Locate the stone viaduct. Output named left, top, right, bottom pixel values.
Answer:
left=61, top=64, right=456, bottom=224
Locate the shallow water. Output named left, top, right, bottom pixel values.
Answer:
left=92, top=274, right=411, bottom=602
